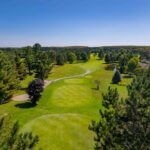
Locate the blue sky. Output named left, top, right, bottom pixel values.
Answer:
left=0, top=0, right=150, bottom=47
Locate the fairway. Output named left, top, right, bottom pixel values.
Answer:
left=0, top=57, right=132, bottom=149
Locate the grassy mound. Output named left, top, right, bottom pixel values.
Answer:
left=22, top=114, right=94, bottom=150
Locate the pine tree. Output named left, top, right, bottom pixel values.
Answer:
left=0, top=51, right=19, bottom=104
left=89, top=68, right=150, bottom=150
left=119, top=68, right=150, bottom=149
left=0, top=116, right=39, bottom=150
left=89, top=87, right=120, bottom=150
left=112, top=70, right=121, bottom=84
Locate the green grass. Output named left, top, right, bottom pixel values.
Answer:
left=22, top=114, right=94, bottom=150
left=48, top=64, right=85, bottom=80
left=0, top=55, right=132, bottom=150
left=14, top=75, right=35, bottom=95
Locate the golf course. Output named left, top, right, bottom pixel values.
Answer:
left=0, top=55, right=132, bottom=150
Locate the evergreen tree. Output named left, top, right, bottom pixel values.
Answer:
left=14, top=52, right=27, bottom=80
left=98, top=50, right=104, bottom=60
left=24, top=46, right=34, bottom=75
left=35, top=51, right=52, bottom=80
left=89, top=68, right=150, bottom=150
left=89, top=87, right=119, bottom=150
left=119, top=68, right=150, bottom=149
left=33, top=43, right=41, bottom=52
left=0, top=51, right=19, bottom=104
left=104, top=53, right=111, bottom=63
left=56, top=53, right=65, bottom=65
left=0, top=116, right=39, bottom=150
left=81, top=52, right=88, bottom=62
left=112, top=70, right=121, bottom=84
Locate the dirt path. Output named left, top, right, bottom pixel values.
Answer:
left=12, top=70, right=91, bottom=102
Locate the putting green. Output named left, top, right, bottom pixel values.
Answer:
left=22, top=114, right=94, bottom=150
left=51, top=84, right=93, bottom=107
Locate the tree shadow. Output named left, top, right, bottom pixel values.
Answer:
left=15, top=102, right=36, bottom=109
left=123, top=75, right=133, bottom=78
left=91, top=87, right=99, bottom=91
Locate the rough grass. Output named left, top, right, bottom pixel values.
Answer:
left=0, top=55, right=132, bottom=149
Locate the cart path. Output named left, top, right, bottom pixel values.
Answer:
left=12, top=70, right=91, bottom=101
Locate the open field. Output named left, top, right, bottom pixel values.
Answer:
left=0, top=56, right=132, bottom=150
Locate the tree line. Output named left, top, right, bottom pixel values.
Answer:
left=0, top=44, right=90, bottom=104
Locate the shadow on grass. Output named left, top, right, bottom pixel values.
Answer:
left=122, top=75, right=133, bottom=78
left=15, top=102, right=36, bottom=109
left=91, top=87, right=99, bottom=91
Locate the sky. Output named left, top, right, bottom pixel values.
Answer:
left=0, top=0, right=150, bottom=47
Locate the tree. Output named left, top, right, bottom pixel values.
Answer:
left=48, top=50, right=56, bottom=63
left=33, top=43, right=41, bottom=52
left=89, top=87, right=119, bottom=150
left=112, top=70, right=121, bottom=84
left=27, top=79, right=44, bottom=105
left=81, top=52, right=88, bottom=62
left=0, top=116, right=39, bottom=150
left=127, top=57, right=139, bottom=74
left=35, top=51, right=53, bottom=80
left=0, top=51, right=19, bottom=104
left=89, top=68, right=150, bottom=150
left=98, top=50, right=104, bottom=60
left=67, top=52, right=77, bottom=64
left=104, top=53, right=111, bottom=63
left=119, top=68, right=150, bottom=150
left=56, top=53, right=65, bottom=65
left=118, top=54, right=128, bottom=73
left=24, top=46, right=34, bottom=75
left=14, top=52, right=27, bottom=80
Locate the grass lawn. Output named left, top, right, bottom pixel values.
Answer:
left=0, top=55, right=132, bottom=150
left=48, top=63, right=85, bottom=80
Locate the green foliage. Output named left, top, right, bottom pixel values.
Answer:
left=15, top=52, right=27, bottom=80
left=112, top=70, right=121, bottom=84
left=67, top=52, right=77, bottom=64
left=27, top=79, right=44, bottom=105
left=56, top=53, right=65, bottom=65
left=98, top=50, right=104, bottom=59
left=120, top=68, right=150, bottom=150
left=24, top=46, right=34, bottom=75
left=81, top=52, right=89, bottom=62
left=33, top=43, right=41, bottom=52
left=89, top=87, right=119, bottom=150
left=127, top=57, right=139, bottom=73
left=35, top=51, right=53, bottom=80
left=0, top=116, right=39, bottom=150
left=104, top=53, right=111, bottom=63
left=89, top=68, right=150, bottom=150
left=0, top=51, right=19, bottom=103
left=118, top=54, right=128, bottom=73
